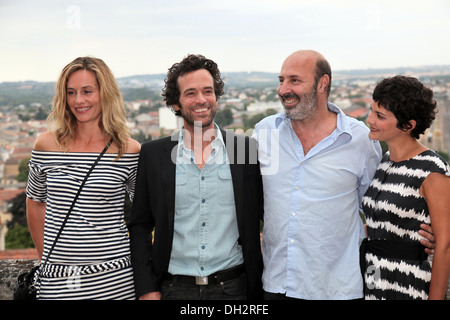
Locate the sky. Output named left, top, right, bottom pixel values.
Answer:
left=1, top=0, right=449, bottom=82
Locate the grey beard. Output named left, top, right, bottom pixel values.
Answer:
left=282, top=93, right=318, bottom=121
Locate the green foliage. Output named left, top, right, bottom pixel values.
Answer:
left=132, top=131, right=152, bottom=144
left=0, top=81, right=54, bottom=107
left=34, top=106, right=49, bottom=120
left=436, top=150, right=449, bottom=161
left=5, top=224, right=35, bottom=249
left=121, top=87, right=161, bottom=102
left=215, top=107, right=234, bottom=128
left=6, top=192, right=27, bottom=229
left=242, top=108, right=278, bottom=130
left=16, top=158, right=30, bottom=182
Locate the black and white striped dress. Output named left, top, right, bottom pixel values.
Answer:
left=362, top=150, right=450, bottom=300
left=26, top=150, right=139, bottom=300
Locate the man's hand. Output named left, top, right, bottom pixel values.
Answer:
left=139, top=291, right=162, bottom=300
left=419, top=223, right=436, bottom=254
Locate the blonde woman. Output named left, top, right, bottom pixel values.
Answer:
left=26, top=57, right=140, bottom=299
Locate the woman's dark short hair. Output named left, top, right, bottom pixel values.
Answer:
left=372, top=75, right=437, bottom=139
left=162, top=54, right=225, bottom=116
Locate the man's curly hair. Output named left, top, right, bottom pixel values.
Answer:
left=372, top=75, right=437, bottom=139
left=162, top=54, right=225, bottom=116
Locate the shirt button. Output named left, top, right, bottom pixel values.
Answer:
left=201, top=176, right=205, bottom=180
left=291, top=212, right=296, bottom=216
left=202, top=222, right=206, bottom=227
left=202, top=199, right=206, bottom=203
left=290, top=239, right=295, bottom=243
left=201, top=245, right=205, bottom=249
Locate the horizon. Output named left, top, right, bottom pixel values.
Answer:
left=2, top=63, right=450, bottom=84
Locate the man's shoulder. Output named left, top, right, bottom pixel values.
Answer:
left=344, top=115, right=375, bottom=138
left=222, top=130, right=257, bottom=148
left=254, top=113, right=284, bottom=130
left=345, top=114, right=369, bottom=131
left=340, top=115, right=381, bottom=158
left=221, top=131, right=259, bottom=166
left=141, top=135, right=177, bottom=151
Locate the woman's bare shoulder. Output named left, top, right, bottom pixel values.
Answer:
left=33, top=131, right=60, bottom=151
left=126, top=138, right=141, bottom=154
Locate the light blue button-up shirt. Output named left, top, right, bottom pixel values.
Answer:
left=253, top=103, right=382, bottom=299
left=168, top=125, right=244, bottom=277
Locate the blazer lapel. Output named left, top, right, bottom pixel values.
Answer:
left=223, top=131, right=244, bottom=229
left=161, top=134, right=178, bottom=231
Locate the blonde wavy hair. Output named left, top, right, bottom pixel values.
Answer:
left=48, top=56, right=129, bottom=158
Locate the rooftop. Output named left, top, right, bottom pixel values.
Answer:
left=0, top=248, right=38, bottom=260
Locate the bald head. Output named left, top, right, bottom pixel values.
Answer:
left=282, top=50, right=332, bottom=97
left=285, top=50, right=326, bottom=63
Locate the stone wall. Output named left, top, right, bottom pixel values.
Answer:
left=0, top=259, right=39, bottom=300
left=0, top=259, right=449, bottom=300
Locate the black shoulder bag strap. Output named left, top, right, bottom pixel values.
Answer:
left=40, top=138, right=113, bottom=267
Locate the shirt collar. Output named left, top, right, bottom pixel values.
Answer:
left=177, top=123, right=225, bottom=155
left=275, top=102, right=353, bottom=136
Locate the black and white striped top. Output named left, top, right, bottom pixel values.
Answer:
left=362, top=149, right=450, bottom=299
left=27, top=150, right=139, bottom=266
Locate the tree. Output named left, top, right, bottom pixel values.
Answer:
left=5, top=224, right=34, bottom=249
left=243, top=108, right=278, bottom=130
left=132, top=131, right=152, bottom=144
left=16, top=157, right=30, bottom=182
left=215, top=108, right=233, bottom=128
left=5, top=191, right=34, bottom=249
left=6, top=191, right=27, bottom=229
left=34, top=106, right=48, bottom=120
left=437, top=150, right=449, bottom=161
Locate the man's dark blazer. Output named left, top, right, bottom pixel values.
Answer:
left=129, top=130, right=264, bottom=300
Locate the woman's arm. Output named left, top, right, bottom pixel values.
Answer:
left=26, top=130, right=54, bottom=260
left=26, top=197, right=46, bottom=260
left=422, top=172, right=450, bottom=300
